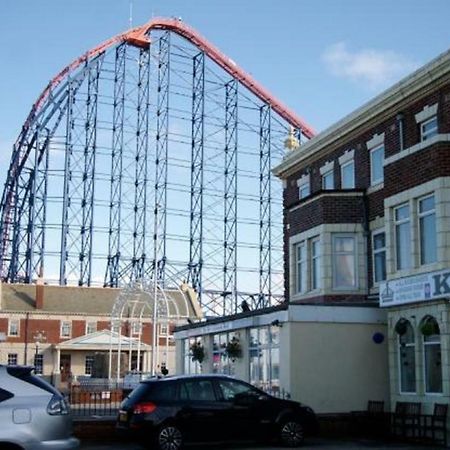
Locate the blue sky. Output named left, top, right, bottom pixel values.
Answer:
left=0, top=0, right=449, bottom=185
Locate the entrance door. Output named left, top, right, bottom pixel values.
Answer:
left=60, top=354, right=72, bottom=382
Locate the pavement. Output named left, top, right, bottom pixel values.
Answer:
left=79, top=438, right=441, bottom=449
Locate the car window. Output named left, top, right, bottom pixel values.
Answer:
left=179, top=380, right=216, bottom=401
left=217, top=379, right=262, bottom=401
left=127, top=381, right=177, bottom=403
left=0, top=387, right=14, bottom=403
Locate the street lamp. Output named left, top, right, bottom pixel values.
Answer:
left=33, top=331, right=47, bottom=374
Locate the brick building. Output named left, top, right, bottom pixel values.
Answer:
left=273, top=49, right=450, bottom=413
left=0, top=281, right=200, bottom=386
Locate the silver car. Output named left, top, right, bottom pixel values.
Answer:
left=0, top=365, right=79, bottom=449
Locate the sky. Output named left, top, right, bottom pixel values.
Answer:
left=0, top=0, right=449, bottom=188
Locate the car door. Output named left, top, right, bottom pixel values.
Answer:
left=214, top=378, right=275, bottom=441
left=176, top=378, right=226, bottom=443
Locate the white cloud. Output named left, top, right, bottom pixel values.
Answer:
left=322, top=42, right=418, bottom=89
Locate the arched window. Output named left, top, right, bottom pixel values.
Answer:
left=396, top=319, right=416, bottom=393
left=421, top=316, right=442, bottom=394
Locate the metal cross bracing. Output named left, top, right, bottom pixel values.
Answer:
left=0, top=18, right=315, bottom=317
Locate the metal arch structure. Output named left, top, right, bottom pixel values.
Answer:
left=0, top=17, right=315, bottom=316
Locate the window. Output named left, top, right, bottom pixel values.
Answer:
left=332, top=235, right=357, bottom=289
left=419, top=195, right=436, bottom=265
left=7, top=354, right=17, bottom=366
left=183, top=338, right=201, bottom=375
left=341, top=160, right=355, bottom=189
left=180, top=379, right=216, bottom=401
left=311, top=238, right=321, bottom=290
left=85, top=355, right=94, bottom=375
left=322, top=170, right=334, bottom=190
left=394, top=204, right=411, bottom=270
left=160, top=323, right=169, bottom=336
left=131, top=321, right=142, bottom=335
left=249, top=326, right=280, bottom=394
left=217, top=379, right=263, bottom=402
left=298, top=181, right=310, bottom=199
left=60, top=321, right=72, bottom=338
left=421, top=116, right=438, bottom=141
left=370, top=145, right=384, bottom=185
left=8, top=319, right=19, bottom=337
left=213, top=332, right=238, bottom=375
left=295, top=242, right=306, bottom=293
left=86, top=321, right=96, bottom=335
left=34, top=354, right=43, bottom=375
left=372, top=231, right=386, bottom=283
left=421, top=317, right=442, bottom=394
left=398, top=320, right=416, bottom=393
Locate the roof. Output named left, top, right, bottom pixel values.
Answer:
left=54, top=329, right=151, bottom=351
left=0, top=282, right=202, bottom=319
left=273, top=48, right=450, bottom=178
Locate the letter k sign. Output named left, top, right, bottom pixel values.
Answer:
left=433, top=272, right=450, bottom=296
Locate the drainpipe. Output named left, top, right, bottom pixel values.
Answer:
left=396, top=113, right=404, bottom=151
left=23, top=312, right=29, bottom=364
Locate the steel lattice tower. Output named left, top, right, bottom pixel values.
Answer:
left=0, top=18, right=315, bottom=316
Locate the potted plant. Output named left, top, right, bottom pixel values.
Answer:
left=190, top=341, right=205, bottom=364
left=395, top=318, right=408, bottom=336
left=224, top=336, right=242, bottom=361
left=420, top=319, right=439, bottom=336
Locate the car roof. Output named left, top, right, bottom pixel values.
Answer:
left=143, top=373, right=240, bottom=383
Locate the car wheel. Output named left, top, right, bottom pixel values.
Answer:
left=279, top=419, right=304, bottom=447
left=157, top=424, right=183, bottom=450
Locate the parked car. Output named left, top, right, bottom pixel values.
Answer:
left=0, top=365, right=79, bottom=450
left=116, top=374, right=318, bottom=449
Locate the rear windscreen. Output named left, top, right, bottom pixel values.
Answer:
left=7, top=367, right=60, bottom=396
left=0, top=387, right=14, bottom=403
left=126, top=381, right=177, bottom=404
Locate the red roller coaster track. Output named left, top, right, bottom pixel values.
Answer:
left=35, top=17, right=315, bottom=139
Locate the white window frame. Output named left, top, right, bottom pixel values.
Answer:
left=60, top=321, right=72, bottom=338
left=332, top=234, right=358, bottom=290
left=372, top=230, right=386, bottom=284
left=340, top=160, right=355, bottom=189
left=34, top=354, right=44, bottom=375
left=322, top=170, right=334, bottom=190
left=7, top=353, right=18, bottom=366
left=295, top=242, right=306, bottom=293
left=370, top=145, right=384, bottom=186
left=85, top=321, right=97, bottom=335
left=85, top=355, right=94, bottom=376
left=8, top=318, right=20, bottom=337
left=310, top=237, right=321, bottom=290
left=394, top=203, right=411, bottom=270
left=398, top=329, right=416, bottom=395
left=420, top=116, right=438, bottom=142
left=418, top=194, right=436, bottom=266
left=423, top=332, right=443, bottom=395
left=298, top=181, right=310, bottom=199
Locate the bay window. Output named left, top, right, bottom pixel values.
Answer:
left=332, top=234, right=357, bottom=289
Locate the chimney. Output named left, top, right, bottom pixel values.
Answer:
left=35, top=268, right=44, bottom=310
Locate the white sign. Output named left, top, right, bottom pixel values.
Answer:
left=379, top=268, right=450, bottom=307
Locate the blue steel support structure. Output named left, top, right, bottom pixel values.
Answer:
left=59, top=56, right=103, bottom=285
left=79, top=58, right=101, bottom=286
left=152, top=32, right=170, bottom=283
left=259, top=104, right=272, bottom=308
left=223, top=79, right=238, bottom=315
left=105, top=43, right=126, bottom=287
left=188, top=52, right=205, bottom=300
left=130, top=47, right=150, bottom=281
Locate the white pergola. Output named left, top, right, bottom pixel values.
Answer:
left=108, top=279, right=194, bottom=380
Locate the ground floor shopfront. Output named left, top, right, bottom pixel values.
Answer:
left=174, top=303, right=389, bottom=414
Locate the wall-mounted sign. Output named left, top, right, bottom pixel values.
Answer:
left=379, top=268, right=450, bottom=307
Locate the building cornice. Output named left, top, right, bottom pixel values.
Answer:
left=273, top=49, right=450, bottom=179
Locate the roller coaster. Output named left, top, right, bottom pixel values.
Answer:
left=0, top=17, right=314, bottom=316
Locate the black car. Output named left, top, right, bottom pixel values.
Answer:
left=116, top=374, right=318, bottom=449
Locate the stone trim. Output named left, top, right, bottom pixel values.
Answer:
left=367, top=132, right=385, bottom=150
left=415, top=102, right=438, bottom=123
left=296, top=173, right=310, bottom=187
left=338, top=149, right=355, bottom=165
left=320, top=160, right=335, bottom=175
